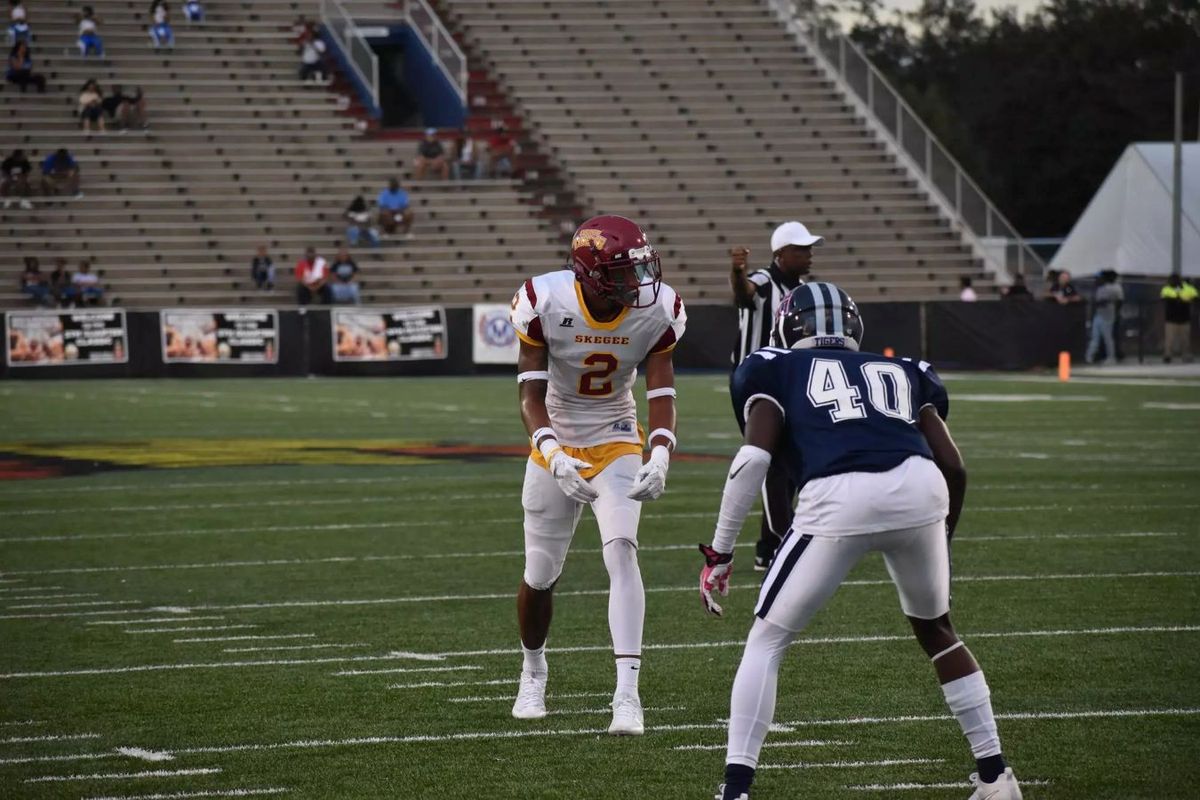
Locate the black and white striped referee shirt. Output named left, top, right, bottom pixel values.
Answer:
left=732, top=262, right=805, bottom=365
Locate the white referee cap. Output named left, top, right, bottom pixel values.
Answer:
left=771, top=221, right=824, bottom=252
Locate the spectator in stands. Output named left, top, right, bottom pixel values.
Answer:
left=20, top=256, right=53, bottom=307
left=102, top=85, right=148, bottom=131
left=41, top=148, right=82, bottom=198
left=486, top=125, right=514, bottom=178
left=72, top=260, right=103, bottom=305
left=414, top=129, right=450, bottom=181
left=6, top=40, right=45, bottom=93
left=345, top=195, right=380, bottom=247
left=1, top=148, right=33, bottom=209
left=328, top=247, right=361, bottom=304
left=292, top=14, right=316, bottom=45
left=450, top=128, right=484, bottom=181
left=1048, top=269, right=1082, bottom=304
left=78, top=79, right=106, bottom=133
left=1085, top=270, right=1124, bottom=365
left=250, top=244, right=275, bottom=290
left=376, top=178, right=414, bottom=239
left=77, top=6, right=104, bottom=58
left=294, top=247, right=331, bottom=305
left=182, top=1, right=204, bottom=23
left=49, top=258, right=77, bottom=306
left=959, top=275, right=978, bottom=302
left=149, top=2, right=175, bottom=50
left=1162, top=273, right=1197, bottom=363
left=1002, top=273, right=1033, bottom=301
left=298, top=33, right=327, bottom=83
left=7, top=1, right=28, bottom=45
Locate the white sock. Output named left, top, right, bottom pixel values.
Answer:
left=602, top=539, right=644, bottom=656
left=615, top=657, right=640, bottom=695
left=726, top=618, right=794, bottom=769
left=521, top=644, right=547, bottom=676
left=941, top=671, right=1002, bottom=758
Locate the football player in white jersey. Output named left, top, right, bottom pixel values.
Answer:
left=508, top=214, right=687, bottom=736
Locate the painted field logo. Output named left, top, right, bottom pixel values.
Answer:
left=479, top=309, right=516, bottom=348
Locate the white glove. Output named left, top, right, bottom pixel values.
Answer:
left=627, top=445, right=670, bottom=501
left=548, top=449, right=599, bottom=503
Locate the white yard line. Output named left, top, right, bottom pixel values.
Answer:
left=84, top=790, right=288, bottom=800
left=0, top=751, right=120, bottom=766
left=26, top=767, right=221, bottom=783
left=546, top=706, right=685, bottom=717
left=6, top=600, right=142, bottom=610
left=2, top=624, right=1193, bottom=679
left=1, top=530, right=1182, bottom=578
left=0, top=720, right=45, bottom=726
left=674, top=740, right=855, bottom=751
left=222, top=644, right=369, bottom=653
left=449, top=691, right=611, bottom=703
left=5, top=593, right=99, bottom=601
left=2, top=732, right=101, bottom=743
left=760, top=758, right=944, bottom=770
left=848, top=779, right=1051, bottom=791
left=124, top=625, right=257, bottom=635
left=95, top=707, right=1200, bottom=762
left=0, top=586, right=65, bottom=592
left=333, top=665, right=483, bottom=677
left=174, top=634, right=316, bottom=644
left=388, top=678, right=514, bottom=690
left=89, top=617, right=227, bottom=626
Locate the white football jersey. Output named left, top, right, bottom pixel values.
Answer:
left=510, top=270, right=686, bottom=447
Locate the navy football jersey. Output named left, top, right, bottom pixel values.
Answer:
left=730, top=347, right=949, bottom=489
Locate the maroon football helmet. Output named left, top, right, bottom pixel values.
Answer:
left=570, top=214, right=662, bottom=308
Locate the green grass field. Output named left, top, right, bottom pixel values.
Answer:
left=0, top=373, right=1198, bottom=800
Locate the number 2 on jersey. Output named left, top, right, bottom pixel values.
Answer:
left=807, top=358, right=913, bottom=422
left=579, top=353, right=619, bottom=396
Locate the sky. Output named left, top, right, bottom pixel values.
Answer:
left=877, top=0, right=1044, bottom=13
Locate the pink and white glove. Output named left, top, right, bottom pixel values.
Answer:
left=698, top=543, right=734, bottom=617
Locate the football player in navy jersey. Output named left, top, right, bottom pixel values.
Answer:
left=700, top=283, right=1022, bottom=800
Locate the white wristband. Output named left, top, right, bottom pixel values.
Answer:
left=648, top=427, right=677, bottom=450
left=518, top=370, right=550, bottom=383
left=646, top=386, right=677, bottom=400
left=532, top=427, right=559, bottom=460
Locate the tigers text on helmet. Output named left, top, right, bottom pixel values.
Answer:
left=570, top=214, right=662, bottom=308
left=771, top=282, right=864, bottom=351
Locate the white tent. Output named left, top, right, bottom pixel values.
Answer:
left=1051, top=142, right=1200, bottom=278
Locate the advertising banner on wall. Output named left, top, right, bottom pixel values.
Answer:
left=472, top=303, right=518, bottom=364
left=332, top=307, right=447, bottom=362
left=160, top=310, right=279, bottom=364
left=5, top=310, right=128, bottom=366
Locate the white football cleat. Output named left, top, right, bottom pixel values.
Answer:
left=968, top=768, right=1023, bottom=800
left=511, top=671, right=547, bottom=720
left=714, top=784, right=749, bottom=800
left=607, top=692, right=644, bottom=736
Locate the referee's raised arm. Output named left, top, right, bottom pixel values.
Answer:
left=729, top=246, right=758, bottom=309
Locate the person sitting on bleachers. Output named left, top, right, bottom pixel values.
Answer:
left=1, top=148, right=33, bottom=209
left=345, top=195, right=381, bottom=247
left=414, top=129, right=450, bottom=181
left=376, top=178, right=414, bottom=240
left=77, top=6, right=104, bottom=58
left=7, top=2, right=28, bottom=45
left=486, top=125, right=514, bottom=178
left=41, top=148, right=82, bottom=198
left=78, top=79, right=106, bottom=133
left=102, top=85, right=147, bottom=131
left=49, top=259, right=77, bottom=306
left=451, top=128, right=485, bottom=180
left=250, top=244, right=275, bottom=290
left=298, top=33, right=326, bottom=83
left=71, top=260, right=103, bottom=305
left=292, top=14, right=316, bottom=45
left=149, top=2, right=174, bottom=50
left=182, top=1, right=204, bottom=23
left=294, top=247, right=332, bottom=305
left=20, top=257, right=53, bottom=307
left=328, top=247, right=361, bottom=304
left=7, top=40, right=45, bottom=93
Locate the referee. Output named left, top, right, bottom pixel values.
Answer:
left=729, top=220, right=824, bottom=570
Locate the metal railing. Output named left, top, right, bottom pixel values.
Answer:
left=769, top=1, right=1045, bottom=279
left=399, top=0, right=468, bottom=104
left=320, top=0, right=381, bottom=113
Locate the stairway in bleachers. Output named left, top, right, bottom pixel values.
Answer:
left=435, top=0, right=989, bottom=302
left=0, top=0, right=562, bottom=309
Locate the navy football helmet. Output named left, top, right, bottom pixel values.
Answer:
left=771, top=282, right=864, bottom=351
